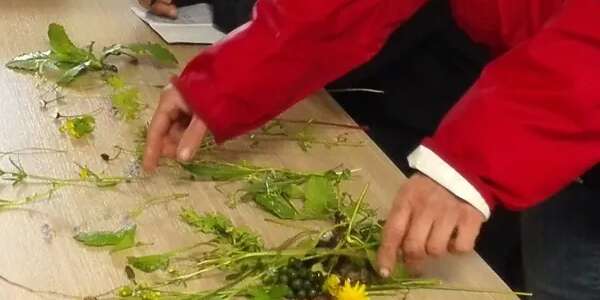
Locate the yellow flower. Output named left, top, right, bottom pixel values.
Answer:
left=336, top=279, right=369, bottom=300
left=324, top=274, right=341, bottom=296
left=79, top=166, right=91, bottom=180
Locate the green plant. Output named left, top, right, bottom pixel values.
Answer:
left=0, top=158, right=134, bottom=188
left=6, top=23, right=177, bottom=85
left=59, top=114, right=96, bottom=139
left=106, top=75, right=144, bottom=121
left=181, top=160, right=354, bottom=220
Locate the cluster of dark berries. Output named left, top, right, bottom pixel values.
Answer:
left=266, top=258, right=327, bottom=300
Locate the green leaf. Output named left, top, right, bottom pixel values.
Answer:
left=106, top=75, right=142, bottom=121
left=6, top=51, right=50, bottom=72
left=180, top=210, right=234, bottom=235
left=101, top=44, right=125, bottom=58
left=112, top=88, right=141, bottom=120
left=283, top=184, right=305, bottom=199
left=74, top=224, right=136, bottom=251
left=127, top=42, right=178, bottom=65
left=106, top=74, right=127, bottom=89
left=112, top=227, right=137, bottom=252
left=127, top=254, right=172, bottom=273
left=59, top=115, right=95, bottom=139
left=180, top=209, right=263, bottom=251
left=181, top=161, right=258, bottom=181
left=249, top=285, right=290, bottom=300
left=57, top=61, right=91, bottom=85
left=299, top=176, right=337, bottom=218
left=254, top=193, right=297, bottom=219
left=47, top=23, right=92, bottom=64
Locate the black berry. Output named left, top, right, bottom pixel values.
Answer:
left=302, top=279, right=313, bottom=290
left=288, top=269, right=299, bottom=280
left=279, top=274, right=290, bottom=284
left=296, top=289, right=308, bottom=299
left=298, top=268, right=310, bottom=279
left=291, top=278, right=303, bottom=291
left=289, top=258, right=303, bottom=269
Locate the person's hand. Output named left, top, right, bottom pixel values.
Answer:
left=377, top=173, right=485, bottom=276
left=138, top=0, right=178, bottom=19
left=143, top=82, right=207, bottom=172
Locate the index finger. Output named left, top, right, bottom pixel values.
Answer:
left=377, top=201, right=411, bottom=277
left=143, top=110, right=171, bottom=173
left=143, top=98, right=177, bottom=172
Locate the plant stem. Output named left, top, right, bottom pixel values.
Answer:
left=369, top=283, right=533, bottom=297
left=274, top=118, right=368, bottom=131
left=345, top=184, right=369, bottom=245
left=0, top=147, right=66, bottom=159
left=250, top=134, right=364, bottom=148
left=129, top=193, right=189, bottom=218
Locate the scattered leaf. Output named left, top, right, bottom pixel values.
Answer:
left=248, top=285, right=290, bottom=300
left=74, top=224, right=137, bottom=252
left=59, top=115, right=95, bottom=139
left=107, top=75, right=142, bottom=121
left=181, top=209, right=263, bottom=251
left=127, top=42, right=178, bottom=65
left=127, top=254, right=172, bottom=273
left=181, top=161, right=258, bottom=181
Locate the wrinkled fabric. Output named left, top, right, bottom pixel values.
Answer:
left=176, top=0, right=600, bottom=211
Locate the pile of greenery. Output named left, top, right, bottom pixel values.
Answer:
left=0, top=23, right=531, bottom=300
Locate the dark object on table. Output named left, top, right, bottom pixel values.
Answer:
left=211, top=0, right=256, bottom=33
left=173, top=0, right=256, bottom=34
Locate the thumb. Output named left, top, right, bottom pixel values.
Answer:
left=177, top=116, right=208, bottom=162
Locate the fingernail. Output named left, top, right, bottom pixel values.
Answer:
left=178, top=148, right=192, bottom=161
left=379, top=268, right=390, bottom=278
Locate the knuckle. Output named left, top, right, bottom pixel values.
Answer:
left=426, top=243, right=447, bottom=257
left=386, top=222, right=406, bottom=237
left=454, top=241, right=475, bottom=253
left=403, top=241, right=425, bottom=259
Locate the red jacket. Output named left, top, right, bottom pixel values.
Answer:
left=176, top=0, right=600, bottom=211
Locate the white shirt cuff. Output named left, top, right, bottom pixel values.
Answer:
left=407, top=145, right=491, bottom=220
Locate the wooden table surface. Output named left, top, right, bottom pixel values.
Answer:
left=0, top=1, right=517, bottom=299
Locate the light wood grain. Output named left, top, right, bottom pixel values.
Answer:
left=0, top=1, right=517, bottom=299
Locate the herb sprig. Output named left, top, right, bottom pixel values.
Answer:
left=181, top=160, right=355, bottom=220
left=6, top=23, right=177, bottom=85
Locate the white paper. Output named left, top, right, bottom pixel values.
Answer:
left=130, top=1, right=226, bottom=44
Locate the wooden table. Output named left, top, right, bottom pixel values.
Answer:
left=0, top=1, right=517, bottom=299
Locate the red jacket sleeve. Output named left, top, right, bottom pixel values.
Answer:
left=175, top=0, right=426, bottom=142
left=424, top=0, right=600, bottom=210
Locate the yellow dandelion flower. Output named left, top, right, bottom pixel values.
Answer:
left=324, top=274, right=341, bottom=296
left=335, top=279, right=369, bottom=300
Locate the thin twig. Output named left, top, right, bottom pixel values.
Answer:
left=327, top=88, right=385, bottom=94
left=0, top=273, right=81, bottom=299
left=274, top=118, right=368, bottom=131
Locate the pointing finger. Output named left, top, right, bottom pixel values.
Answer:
left=377, top=201, right=411, bottom=278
